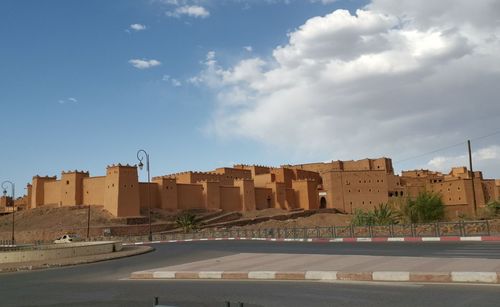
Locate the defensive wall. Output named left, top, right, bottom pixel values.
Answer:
left=4, top=158, right=500, bottom=219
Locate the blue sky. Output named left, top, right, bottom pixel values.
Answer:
left=1, top=0, right=499, bottom=192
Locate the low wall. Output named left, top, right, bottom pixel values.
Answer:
left=0, top=241, right=122, bottom=264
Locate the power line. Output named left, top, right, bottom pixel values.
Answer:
left=394, top=129, right=500, bottom=164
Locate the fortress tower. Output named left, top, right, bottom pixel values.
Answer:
left=60, top=170, right=89, bottom=206
left=31, top=175, right=57, bottom=208
left=104, top=164, right=140, bottom=217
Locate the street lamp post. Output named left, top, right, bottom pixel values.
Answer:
left=137, top=149, right=153, bottom=241
left=87, top=203, right=91, bottom=240
left=2, top=181, right=15, bottom=245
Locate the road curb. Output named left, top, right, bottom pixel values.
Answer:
left=129, top=270, right=500, bottom=284
left=124, top=235, right=500, bottom=246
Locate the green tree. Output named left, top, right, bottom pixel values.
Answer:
left=401, top=191, right=445, bottom=223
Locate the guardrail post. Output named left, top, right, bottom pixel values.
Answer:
left=350, top=224, right=354, bottom=238
left=368, top=225, right=373, bottom=238
left=411, top=223, right=416, bottom=237
left=389, top=224, right=394, bottom=237
left=486, top=220, right=491, bottom=236
left=459, top=221, right=464, bottom=237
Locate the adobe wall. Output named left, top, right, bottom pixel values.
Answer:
left=266, top=181, right=286, bottom=209
left=220, top=186, right=241, bottom=211
left=254, top=173, right=275, bottom=188
left=60, top=172, right=88, bottom=206
left=234, top=179, right=256, bottom=211
left=201, top=181, right=220, bottom=210
left=139, top=182, right=160, bottom=209
left=271, top=168, right=295, bottom=188
left=82, top=176, right=105, bottom=206
left=285, top=188, right=296, bottom=209
left=214, top=167, right=252, bottom=180
left=255, top=187, right=273, bottom=210
left=234, top=165, right=272, bottom=177
left=104, top=165, right=140, bottom=217
left=153, top=177, right=178, bottom=211
left=43, top=180, right=61, bottom=206
left=177, top=184, right=203, bottom=209
left=292, top=180, right=318, bottom=210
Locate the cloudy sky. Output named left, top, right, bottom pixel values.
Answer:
left=1, top=0, right=499, bottom=191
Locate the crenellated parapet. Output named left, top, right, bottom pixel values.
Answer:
left=106, top=163, right=137, bottom=169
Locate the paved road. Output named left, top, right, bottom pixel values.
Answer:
left=1, top=241, right=500, bottom=306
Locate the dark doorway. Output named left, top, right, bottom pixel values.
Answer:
left=320, top=197, right=327, bottom=209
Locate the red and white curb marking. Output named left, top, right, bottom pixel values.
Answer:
left=130, top=270, right=500, bottom=284
left=124, top=236, right=500, bottom=246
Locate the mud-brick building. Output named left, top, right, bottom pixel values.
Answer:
left=25, top=164, right=321, bottom=217
left=401, top=167, right=500, bottom=217
left=285, top=158, right=404, bottom=213
left=13, top=157, right=500, bottom=218
left=286, top=158, right=500, bottom=217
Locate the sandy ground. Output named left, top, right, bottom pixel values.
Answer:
left=232, top=213, right=352, bottom=229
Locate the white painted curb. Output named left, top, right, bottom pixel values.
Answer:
left=153, top=271, right=176, bottom=279
left=305, top=271, right=338, bottom=280
left=451, top=272, right=498, bottom=283
left=248, top=271, right=276, bottom=279
left=373, top=271, right=410, bottom=281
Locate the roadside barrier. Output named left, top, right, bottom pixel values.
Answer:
left=99, top=220, right=496, bottom=244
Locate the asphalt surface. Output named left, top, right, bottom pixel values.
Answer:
left=1, top=241, right=500, bottom=307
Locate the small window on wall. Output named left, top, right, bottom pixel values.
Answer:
left=66, top=180, right=69, bottom=185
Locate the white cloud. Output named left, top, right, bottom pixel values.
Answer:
left=244, top=46, right=253, bottom=52
left=426, top=145, right=500, bottom=178
left=129, top=23, right=147, bottom=31
left=171, top=79, right=182, bottom=87
left=162, top=75, right=182, bottom=87
left=58, top=97, right=78, bottom=104
left=162, top=75, right=182, bottom=86
left=166, top=5, right=210, bottom=18
left=128, top=58, right=161, bottom=69
left=190, top=0, right=500, bottom=176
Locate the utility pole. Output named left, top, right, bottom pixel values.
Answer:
left=467, top=140, right=478, bottom=217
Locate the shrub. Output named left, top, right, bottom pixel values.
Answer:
left=372, top=203, right=400, bottom=225
left=351, top=209, right=374, bottom=226
left=351, top=203, right=399, bottom=226
left=484, top=200, right=500, bottom=217
left=175, top=212, right=199, bottom=233
left=401, top=191, right=445, bottom=223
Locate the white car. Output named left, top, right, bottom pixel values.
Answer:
left=54, top=234, right=77, bottom=244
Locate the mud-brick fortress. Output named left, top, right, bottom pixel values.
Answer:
left=1, top=158, right=499, bottom=218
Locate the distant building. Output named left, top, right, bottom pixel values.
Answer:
left=287, top=158, right=500, bottom=218
left=15, top=158, right=500, bottom=218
